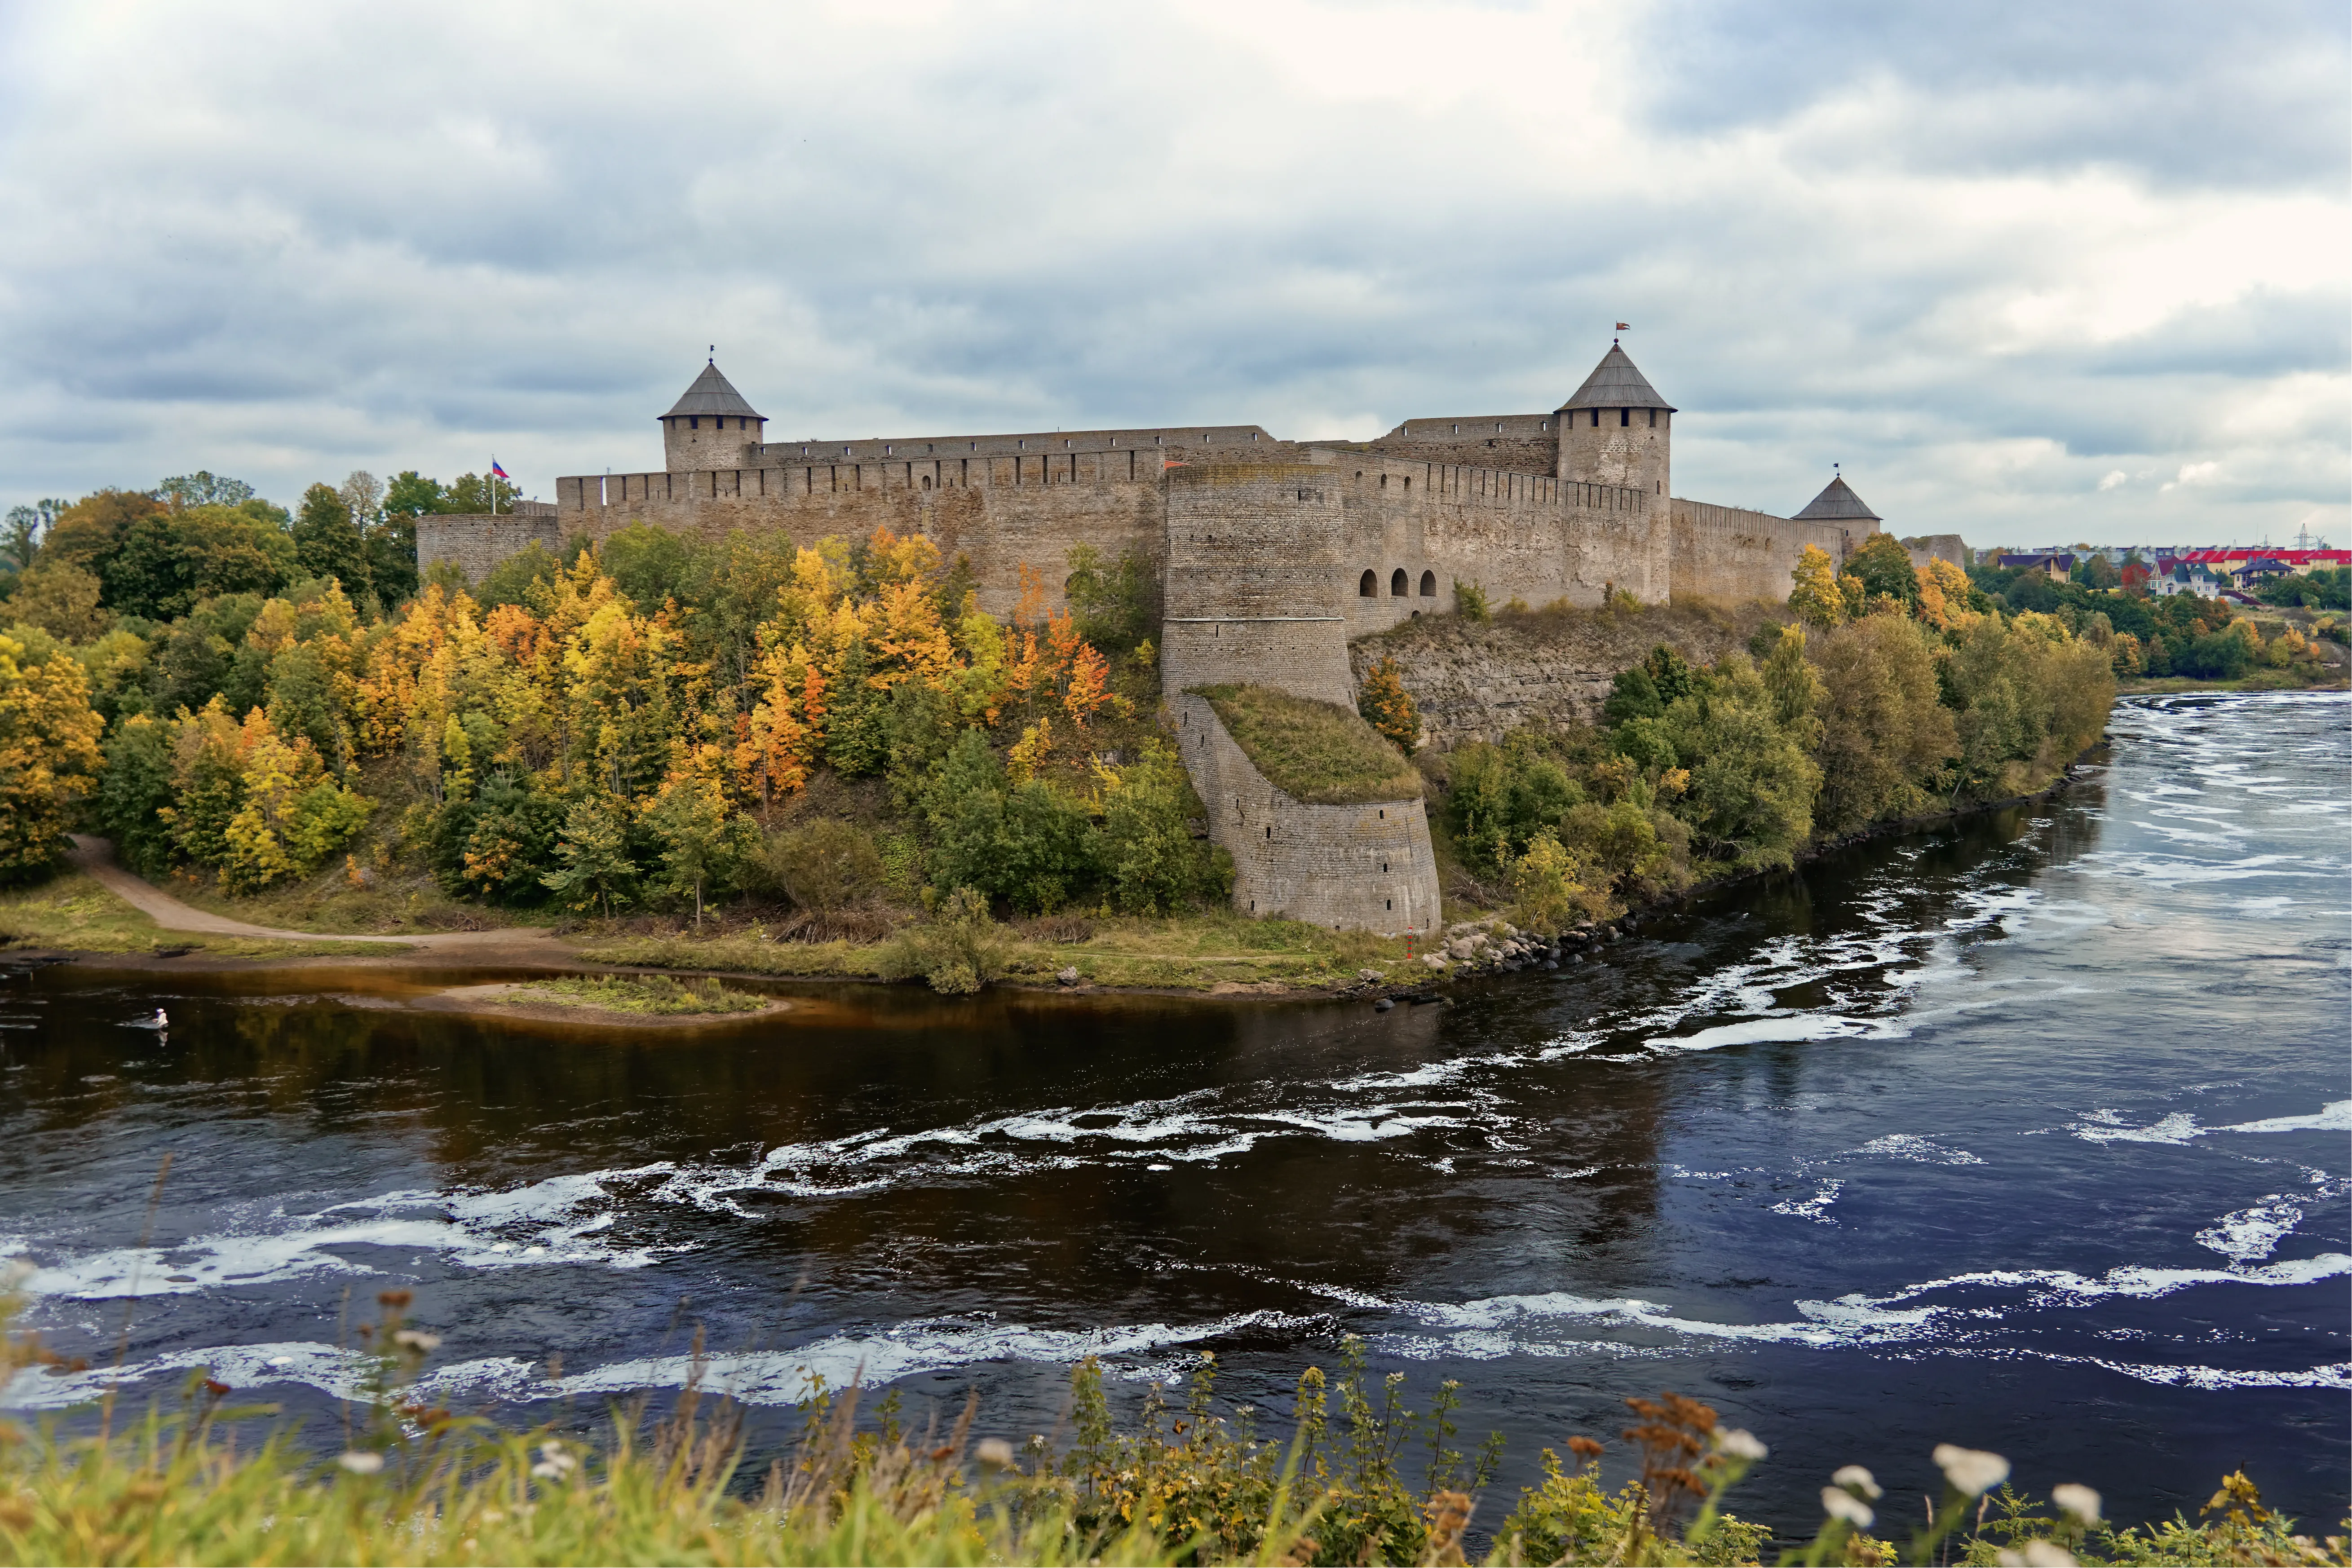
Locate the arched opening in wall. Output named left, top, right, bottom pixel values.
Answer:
left=1358, top=570, right=1377, bottom=597
left=1419, top=570, right=1436, bottom=596
left=1390, top=568, right=1408, bottom=596
left=921, top=475, right=932, bottom=490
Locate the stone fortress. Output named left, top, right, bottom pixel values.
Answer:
left=420, top=340, right=1907, bottom=937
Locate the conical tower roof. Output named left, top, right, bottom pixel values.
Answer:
left=1557, top=341, right=1675, bottom=412
left=663, top=360, right=762, bottom=420
left=1792, top=474, right=1880, bottom=523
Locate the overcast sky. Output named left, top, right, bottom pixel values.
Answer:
left=2, top=0, right=2344, bottom=547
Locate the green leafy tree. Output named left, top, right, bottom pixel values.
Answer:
left=644, top=773, right=740, bottom=926
left=1653, top=658, right=1820, bottom=870
left=107, top=505, right=292, bottom=620
left=1063, top=544, right=1158, bottom=653
left=96, top=712, right=177, bottom=875
left=1445, top=737, right=1583, bottom=878
left=292, top=483, right=369, bottom=596
left=541, top=796, right=639, bottom=918
left=5, top=561, right=112, bottom=641
left=445, top=472, right=523, bottom=513
left=39, top=489, right=167, bottom=585
left=1095, top=742, right=1226, bottom=914
left=1809, top=613, right=1957, bottom=836
left=3, top=500, right=66, bottom=572
left=1847, top=533, right=1922, bottom=607
left=156, top=471, right=256, bottom=509
left=476, top=542, right=563, bottom=611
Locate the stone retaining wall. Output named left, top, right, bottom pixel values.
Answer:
left=1172, top=692, right=1441, bottom=935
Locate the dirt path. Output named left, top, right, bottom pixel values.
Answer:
left=64, top=836, right=576, bottom=956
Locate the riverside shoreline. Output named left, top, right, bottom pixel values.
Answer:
left=3, top=744, right=2117, bottom=1006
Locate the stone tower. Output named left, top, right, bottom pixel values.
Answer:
left=661, top=360, right=765, bottom=473
left=1556, top=340, right=1674, bottom=502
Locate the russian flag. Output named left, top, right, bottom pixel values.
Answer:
left=490, top=460, right=510, bottom=480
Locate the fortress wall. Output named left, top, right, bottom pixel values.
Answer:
left=1162, top=460, right=1356, bottom=706
left=1903, top=534, right=1967, bottom=572
left=1173, top=692, right=1442, bottom=935
left=1359, top=413, right=1561, bottom=476
left=553, top=467, right=1165, bottom=618
left=1668, top=499, right=1866, bottom=604
left=416, top=512, right=564, bottom=583
left=1334, top=460, right=1669, bottom=636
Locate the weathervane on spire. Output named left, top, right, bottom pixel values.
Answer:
left=708, top=344, right=716, bottom=363
left=1614, top=321, right=1629, bottom=343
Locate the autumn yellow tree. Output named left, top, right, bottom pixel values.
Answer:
left=1788, top=545, right=1848, bottom=627
left=1356, top=658, right=1420, bottom=752
left=0, top=626, right=105, bottom=879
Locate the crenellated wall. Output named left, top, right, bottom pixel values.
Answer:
left=1667, top=498, right=1867, bottom=604
left=1172, top=692, right=1441, bottom=935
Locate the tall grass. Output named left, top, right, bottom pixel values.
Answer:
left=0, top=1287, right=2339, bottom=1566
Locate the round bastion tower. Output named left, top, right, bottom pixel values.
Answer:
left=1556, top=340, right=1674, bottom=500
left=661, top=358, right=766, bottom=473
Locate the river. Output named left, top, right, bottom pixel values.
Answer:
left=3, top=690, right=2346, bottom=1539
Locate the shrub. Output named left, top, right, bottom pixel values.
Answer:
left=876, top=885, right=1013, bottom=993
left=1452, top=579, right=1492, bottom=621
left=753, top=818, right=884, bottom=912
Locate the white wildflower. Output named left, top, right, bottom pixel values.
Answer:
left=1716, top=1428, right=1768, bottom=1461
left=2022, top=1542, right=2079, bottom=1567
left=2051, top=1483, right=2101, bottom=1524
left=338, top=1451, right=385, bottom=1475
left=530, top=1441, right=578, bottom=1480
left=393, top=1329, right=441, bottom=1353
left=1820, top=1487, right=1874, bottom=1528
left=1832, top=1464, right=1882, bottom=1499
left=974, top=1438, right=1015, bottom=1469
left=1933, top=1443, right=2010, bottom=1497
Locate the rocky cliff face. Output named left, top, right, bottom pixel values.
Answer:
left=1348, top=603, right=1781, bottom=751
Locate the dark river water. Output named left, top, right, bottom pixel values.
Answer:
left=4, top=691, right=2346, bottom=1539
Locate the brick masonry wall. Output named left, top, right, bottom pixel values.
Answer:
left=1173, top=692, right=1442, bottom=935
left=1668, top=498, right=1866, bottom=603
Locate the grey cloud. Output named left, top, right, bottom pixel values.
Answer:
left=0, top=1, right=2342, bottom=546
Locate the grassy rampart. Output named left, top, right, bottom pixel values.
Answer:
left=1194, top=684, right=1421, bottom=804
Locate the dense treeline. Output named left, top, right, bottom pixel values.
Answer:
left=1965, top=552, right=2347, bottom=676
left=0, top=471, right=1227, bottom=927
left=1434, top=538, right=2122, bottom=931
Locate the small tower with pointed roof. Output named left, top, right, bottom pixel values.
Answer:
left=662, top=358, right=765, bottom=473
left=1557, top=338, right=1675, bottom=501
left=1792, top=469, right=1882, bottom=532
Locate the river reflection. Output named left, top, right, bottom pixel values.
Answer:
left=2, top=692, right=2345, bottom=1536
